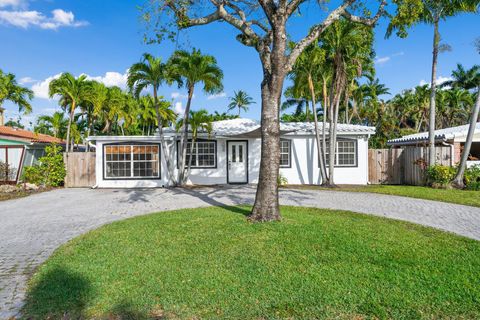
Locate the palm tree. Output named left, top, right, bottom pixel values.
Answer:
left=210, top=111, right=239, bottom=121
left=443, top=64, right=480, bottom=91
left=84, top=81, right=108, bottom=137
left=449, top=64, right=480, bottom=187
left=320, top=18, right=374, bottom=185
left=389, top=1, right=480, bottom=166
left=168, top=48, right=223, bottom=185
left=0, top=69, right=34, bottom=115
left=35, top=112, right=68, bottom=138
left=49, top=73, right=89, bottom=152
left=128, top=53, right=177, bottom=184
left=227, top=90, right=255, bottom=116
left=176, top=109, right=213, bottom=183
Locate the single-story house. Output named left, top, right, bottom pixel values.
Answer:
left=0, top=125, right=65, bottom=184
left=88, top=119, right=375, bottom=188
left=388, top=122, right=480, bottom=168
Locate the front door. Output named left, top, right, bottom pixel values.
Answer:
left=227, top=141, right=248, bottom=184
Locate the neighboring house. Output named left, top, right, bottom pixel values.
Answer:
left=88, top=119, right=375, bottom=188
left=388, top=122, right=480, bottom=168
left=0, top=125, right=65, bottom=184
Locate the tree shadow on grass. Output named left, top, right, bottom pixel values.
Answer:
left=21, top=266, right=92, bottom=319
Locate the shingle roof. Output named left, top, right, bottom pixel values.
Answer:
left=388, top=122, right=480, bottom=145
left=0, top=126, right=65, bottom=144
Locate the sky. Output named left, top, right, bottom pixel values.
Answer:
left=1, top=0, right=479, bottom=128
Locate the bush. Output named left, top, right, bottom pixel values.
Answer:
left=426, top=165, right=455, bottom=188
left=278, top=173, right=288, bottom=186
left=23, top=144, right=66, bottom=187
left=465, top=165, right=480, bottom=191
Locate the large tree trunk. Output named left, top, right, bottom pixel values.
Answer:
left=453, top=87, right=480, bottom=188
left=65, top=102, right=75, bottom=153
left=178, top=86, right=194, bottom=185
left=249, top=67, right=285, bottom=222
left=428, top=18, right=440, bottom=166
left=321, top=80, right=329, bottom=183
left=308, top=74, right=327, bottom=184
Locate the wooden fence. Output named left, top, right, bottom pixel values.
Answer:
left=64, top=152, right=96, bottom=188
left=369, top=146, right=453, bottom=186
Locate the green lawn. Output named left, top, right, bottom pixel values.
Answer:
left=285, top=185, right=480, bottom=208
left=23, top=206, right=480, bottom=319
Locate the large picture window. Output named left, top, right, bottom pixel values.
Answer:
left=104, top=144, right=160, bottom=179
left=178, top=140, right=216, bottom=168
left=323, top=140, right=357, bottom=167
left=280, top=140, right=291, bottom=168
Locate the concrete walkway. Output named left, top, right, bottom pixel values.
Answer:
left=1, top=186, right=480, bottom=318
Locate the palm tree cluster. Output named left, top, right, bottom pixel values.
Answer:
left=0, top=69, right=33, bottom=116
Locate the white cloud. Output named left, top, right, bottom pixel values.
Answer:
left=419, top=76, right=453, bottom=87
left=31, top=71, right=128, bottom=100
left=375, top=56, right=390, bottom=65
left=19, top=76, right=36, bottom=84
left=86, top=71, right=128, bottom=89
left=31, top=73, right=61, bottom=99
left=174, top=102, right=185, bottom=115
left=0, top=8, right=88, bottom=29
left=171, top=92, right=194, bottom=100
left=207, top=92, right=227, bottom=100
left=0, top=0, right=23, bottom=8
left=375, top=52, right=404, bottom=65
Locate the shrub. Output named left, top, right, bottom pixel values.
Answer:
left=426, top=165, right=455, bottom=188
left=278, top=173, right=288, bottom=186
left=23, top=144, right=66, bottom=187
left=465, top=165, right=480, bottom=191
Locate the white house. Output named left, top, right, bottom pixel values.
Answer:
left=388, top=122, right=480, bottom=168
left=87, top=119, right=375, bottom=188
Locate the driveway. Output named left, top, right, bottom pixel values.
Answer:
left=1, top=186, right=480, bottom=317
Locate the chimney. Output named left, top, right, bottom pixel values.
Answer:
left=0, top=107, right=4, bottom=126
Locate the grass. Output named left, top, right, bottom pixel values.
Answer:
left=23, top=206, right=480, bottom=319
left=285, top=184, right=480, bottom=208
left=0, top=189, right=31, bottom=202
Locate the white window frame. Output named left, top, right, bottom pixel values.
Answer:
left=323, top=139, right=357, bottom=168
left=104, top=144, right=160, bottom=179
left=179, top=140, right=217, bottom=169
left=280, top=139, right=291, bottom=168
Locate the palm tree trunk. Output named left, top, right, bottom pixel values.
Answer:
left=322, top=80, right=329, bottom=177
left=185, top=138, right=196, bottom=183
left=179, top=85, right=194, bottom=185
left=308, top=74, right=327, bottom=184
left=453, top=87, right=480, bottom=188
left=65, top=102, right=75, bottom=153
left=428, top=17, right=440, bottom=166
left=153, top=87, right=177, bottom=186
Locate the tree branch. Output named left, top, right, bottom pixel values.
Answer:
left=286, top=0, right=307, bottom=17
left=342, top=0, right=387, bottom=26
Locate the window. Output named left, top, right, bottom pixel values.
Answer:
left=179, top=140, right=216, bottom=168
left=323, top=140, right=357, bottom=167
left=280, top=140, right=291, bottom=168
left=104, top=144, right=160, bottom=179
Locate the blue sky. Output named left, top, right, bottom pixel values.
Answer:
left=1, top=0, right=479, bottom=128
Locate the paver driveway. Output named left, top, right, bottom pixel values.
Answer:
left=1, top=185, right=480, bottom=318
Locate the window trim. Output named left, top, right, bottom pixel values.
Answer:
left=279, top=139, right=292, bottom=168
left=176, top=139, right=218, bottom=169
left=319, top=138, right=358, bottom=168
left=103, top=142, right=161, bottom=180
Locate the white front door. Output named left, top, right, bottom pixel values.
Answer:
left=227, top=141, right=248, bottom=184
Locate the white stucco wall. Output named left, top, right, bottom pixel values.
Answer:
left=279, top=135, right=369, bottom=185
left=94, top=134, right=370, bottom=188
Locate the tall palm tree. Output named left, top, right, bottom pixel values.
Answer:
left=389, top=0, right=480, bottom=166
left=35, top=111, right=68, bottom=138
left=443, top=64, right=480, bottom=91
left=320, top=18, right=374, bottom=185
left=227, top=90, right=255, bottom=116
left=168, top=48, right=224, bottom=184
left=128, top=53, right=178, bottom=184
left=0, top=69, right=34, bottom=115
left=49, top=73, right=89, bottom=152
left=449, top=64, right=480, bottom=187
left=176, top=109, right=213, bottom=183
left=84, top=81, right=108, bottom=137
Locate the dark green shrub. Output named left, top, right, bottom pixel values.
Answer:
left=426, top=165, right=455, bottom=188
left=23, top=144, right=66, bottom=187
left=465, top=165, right=480, bottom=191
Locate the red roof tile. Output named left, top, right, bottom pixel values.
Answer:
left=0, top=126, right=66, bottom=144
